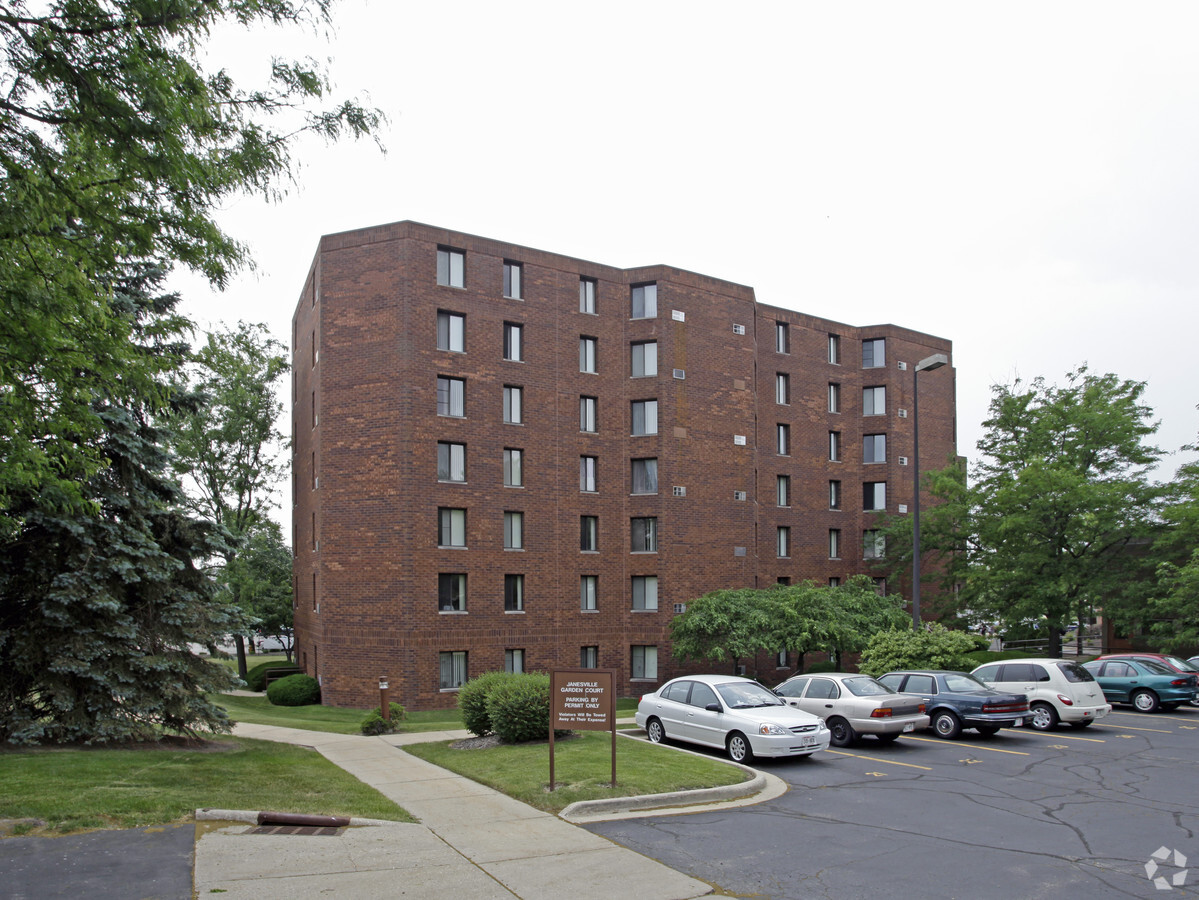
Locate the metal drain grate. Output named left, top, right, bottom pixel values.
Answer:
left=249, top=825, right=344, bottom=836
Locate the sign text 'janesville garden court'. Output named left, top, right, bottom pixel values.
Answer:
left=552, top=672, right=614, bottom=729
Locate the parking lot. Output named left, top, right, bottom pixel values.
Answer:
left=589, top=706, right=1199, bottom=899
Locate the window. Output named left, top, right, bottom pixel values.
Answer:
left=828, top=576, right=841, bottom=587
left=829, top=431, right=841, bottom=461
left=579, top=456, right=597, bottom=492
left=828, top=382, right=841, bottom=413
left=503, top=511, right=523, bottom=549
left=863, top=386, right=886, bottom=416
left=777, top=526, right=790, bottom=558
left=775, top=373, right=789, bottom=405
left=579, top=336, right=597, bottom=373
left=631, top=283, right=657, bottom=319
left=579, top=277, right=596, bottom=314
left=631, top=399, right=658, bottom=435
left=864, top=481, right=887, bottom=510
left=632, top=645, right=658, bottom=679
left=437, top=376, right=465, bottom=417
left=504, top=574, right=524, bottom=611
left=437, top=442, right=466, bottom=482
left=437, top=311, right=465, bottom=352
left=775, top=322, right=789, bottom=354
left=864, top=529, right=886, bottom=559
left=580, top=646, right=598, bottom=668
left=503, top=322, right=523, bottom=361
left=829, top=529, right=841, bottom=559
left=631, top=517, right=658, bottom=552
left=631, top=458, right=658, bottom=494
left=503, top=448, right=523, bottom=487
left=863, top=338, right=886, bottom=368
left=439, top=650, right=467, bottom=689
left=777, top=649, right=788, bottom=667
left=438, top=574, right=466, bottom=611
left=503, top=385, right=523, bottom=424
left=580, top=516, right=598, bottom=552
left=503, top=261, right=522, bottom=299
left=864, top=433, right=887, bottom=463
left=632, top=575, right=658, bottom=610
left=777, top=474, right=790, bottom=507
left=828, top=334, right=841, bottom=364
left=631, top=341, right=657, bottom=377
left=437, top=248, right=464, bottom=288
left=505, top=649, right=525, bottom=673
left=580, top=575, right=597, bottom=610
left=438, top=508, right=466, bottom=547
left=777, top=423, right=790, bottom=456
left=580, top=396, right=597, bottom=432
left=873, top=577, right=887, bottom=595
left=829, top=480, right=842, bottom=510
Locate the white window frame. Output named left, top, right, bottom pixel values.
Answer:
left=631, top=645, right=658, bottom=679
left=439, top=650, right=467, bottom=689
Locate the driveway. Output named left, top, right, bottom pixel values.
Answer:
left=587, top=706, right=1199, bottom=898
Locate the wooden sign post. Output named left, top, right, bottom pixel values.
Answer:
left=549, top=668, right=616, bottom=791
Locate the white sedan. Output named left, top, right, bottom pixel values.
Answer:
left=636, top=674, right=831, bottom=763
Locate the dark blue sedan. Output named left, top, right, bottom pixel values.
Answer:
left=877, top=670, right=1030, bottom=739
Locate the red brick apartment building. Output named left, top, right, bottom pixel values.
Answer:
left=291, top=221, right=956, bottom=710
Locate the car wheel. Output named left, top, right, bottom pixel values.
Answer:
left=932, top=710, right=962, bottom=739
left=1068, top=720, right=1093, bottom=729
left=1028, top=702, right=1058, bottom=731
left=727, top=731, right=753, bottom=763
left=1190, top=697, right=1199, bottom=708
left=827, top=717, right=857, bottom=747
left=645, top=717, right=665, bottom=744
left=976, top=725, right=1001, bottom=736
left=1132, top=689, right=1160, bottom=713
left=874, top=732, right=900, bottom=744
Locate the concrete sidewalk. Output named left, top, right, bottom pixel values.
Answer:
left=193, top=723, right=726, bottom=899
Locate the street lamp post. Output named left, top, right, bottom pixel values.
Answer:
left=379, top=677, right=390, bottom=721
left=912, top=353, right=948, bottom=630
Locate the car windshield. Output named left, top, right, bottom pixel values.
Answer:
left=944, top=673, right=989, bottom=692
left=1165, top=656, right=1199, bottom=673
left=1138, top=659, right=1173, bottom=675
left=1056, top=661, right=1095, bottom=683
left=715, top=681, right=785, bottom=709
left=842, top=676, right=894, bottom=696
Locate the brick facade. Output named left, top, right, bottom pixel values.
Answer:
left=291, top=221, right=957, bottom=709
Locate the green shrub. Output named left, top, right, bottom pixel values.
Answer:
left=805, top=660, right=838, bottom=674
left=858, top=624, right=978, bottom=676
left=486, top=672, right=552, bottom=744
left=963, top=649, right=1031, bottom=667
left=968, top=633, right=991, bottom=652
left=457, top=671, right=519, bottom=736
left=245, top=662, right=300, bottom=692
left=360, top=703, right=407, bottom=735
left=266, top=674, right=321, bottom=707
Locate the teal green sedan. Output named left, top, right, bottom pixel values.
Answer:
left=1081, top=659, right=1198, bottom=712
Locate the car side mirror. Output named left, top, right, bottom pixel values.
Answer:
left=705, top=703, right=722, bottom=713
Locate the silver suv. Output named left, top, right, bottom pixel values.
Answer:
left=970, top=658, right=1110, bottom=731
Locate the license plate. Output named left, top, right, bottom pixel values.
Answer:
left=903, top=723, right=915, bottom=733
left=801, top=736, right=815, bottom=746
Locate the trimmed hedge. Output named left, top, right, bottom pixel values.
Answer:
left=245, top=661, right=299, bottom=692
left=266, top=674, right=321, bottom=707
left=360, top=703, right=407, bottom=735
left=805, top=660, right=838, bottom=674
left=486, top=672, right=552, bottom=744
left=458, top=671, right=519, bottom=737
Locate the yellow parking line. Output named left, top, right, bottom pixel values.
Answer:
left=825, top=749, right=933, bottom=770
left=1109, top=710, right=1187, bottom=721
left=904, top=736, right=1029, bottom=756
left=1092, top=723, right=1173, bottom=734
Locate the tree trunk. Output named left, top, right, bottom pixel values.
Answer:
left=234, top=634, right=248, bottom=681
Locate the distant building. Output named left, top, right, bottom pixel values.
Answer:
left=291, top=221, right=956, bottom=709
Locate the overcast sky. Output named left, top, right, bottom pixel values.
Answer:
left=176, top=1, right=1199, bottom=516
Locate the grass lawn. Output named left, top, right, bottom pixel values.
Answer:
left=403, top=731, right=750, bottom=814
left=0, top=737, right=413, bottom=835
left=212, top=693, right=467, bottom=734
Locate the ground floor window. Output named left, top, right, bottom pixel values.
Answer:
left=631, top=645, right=658, bottom=679
left=505, top=649, right=525, bottom=673
left=580, top=646, right=598, bottom=668
left=439, top=651, right=467, bottom=690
